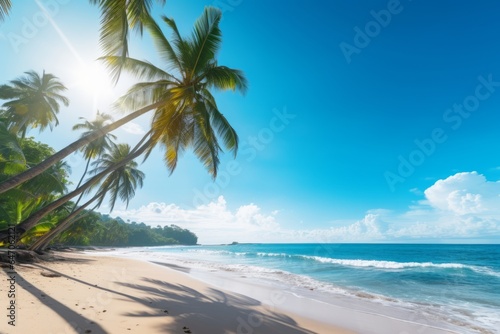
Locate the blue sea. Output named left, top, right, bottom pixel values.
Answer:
left=100, top=243, right=500, bottom=333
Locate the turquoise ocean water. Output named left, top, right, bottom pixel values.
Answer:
left=105, top=244, right=500, bottom=333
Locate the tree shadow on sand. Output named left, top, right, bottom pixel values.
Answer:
left=19, top=262, right=319, bottom=334
left=117, top=277, right=318, bottom=334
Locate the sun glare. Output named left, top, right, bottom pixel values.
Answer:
left=73, top=62, right=114, bottom=99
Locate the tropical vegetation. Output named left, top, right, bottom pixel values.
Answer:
left=0, top=3, right=246, bottom=250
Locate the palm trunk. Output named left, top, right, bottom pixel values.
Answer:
left=0, top=100, right=163, bottom=194
left=75, top=157, right=92, bottom=194
left=70, top=157, right=92, bottom=212
left=29, top=194, right=100, bottom=252
left=0, top=138, right=152, bottom=241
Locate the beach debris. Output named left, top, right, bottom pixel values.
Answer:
left=41, top=271, right=61, bottom=277
left=163, top=309, right=169, bottom=314
left=84, top=330, right=92, bottom=333
left=183, top=326, right=192, bottom=333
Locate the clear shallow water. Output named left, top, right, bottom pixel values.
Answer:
left=102, top=243, right=500, bottom=333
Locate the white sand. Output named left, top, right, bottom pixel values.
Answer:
left=1, top=252, right=352, bottom=333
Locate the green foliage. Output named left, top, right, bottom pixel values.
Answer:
left=0, top=137, right=70, bottom=227
left=52, top=211, right=198, bottom=247
left=90, top=143, right=145, bottom=211
left=0, top=119, right=25, bottom=176
left=0, top=70, right=69, bottom=138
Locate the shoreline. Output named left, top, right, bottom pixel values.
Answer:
left=90, top=250, right=464, bottom=334
left=0, top=250, right=470, bottom=333
left=1, top=251, right=352, bottom=334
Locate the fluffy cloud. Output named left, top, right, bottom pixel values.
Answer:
left=113, top=172, right=500, bottom=244
left=424, top=171, right=500, bottom=215
left=389, top=172, right=500, bottom=239
left=300, top=172, right=500, bottom=242
left=113, top=196, right=280, bottom=244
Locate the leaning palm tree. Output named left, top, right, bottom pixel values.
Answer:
left=102, top=6, right=248, bottom=176
left=29, top=143, right=144, bottom=251
left=0, top=70, right=69, bottom=138
left=10, top=135, right=151, bottom=240
left=0, top=6, right=246, bottom=194
left=0, top=7, right=247, bottom=194
left=1, top=7, right=247, bottom=241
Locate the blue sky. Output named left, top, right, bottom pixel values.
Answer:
left=2, top=0, right=500, bottom=243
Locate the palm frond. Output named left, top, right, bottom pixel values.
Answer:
left=205, top=105, right=238, bottom=156
left=114, top=80, right=174, bottom=111
left=143, top=15, right=183, bottom=71
left=100, top=56, right=173, bottom=82
left=189, top=7, right=223, bottom=78
left=90, top=0, right=166, bottom=83
left=202, top=65, right=248, bottom=93
left=192, top=101, right=220, bottom=177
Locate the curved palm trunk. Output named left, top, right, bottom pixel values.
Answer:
left=70, top=157, right=92, bottom=212
left=0, top=101, right=163, bottom=194
left=29, top=193, right=100, bottom=252
left=0, top=138, right=152, bottom=242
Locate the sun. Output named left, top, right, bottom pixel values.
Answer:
left=73, top=61, right=114, bottom=98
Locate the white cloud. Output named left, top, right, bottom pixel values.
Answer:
left=298, top=172, right=500, bottom=242
left=112, top=172, right=500, bottom=244
left=113, top=196, right=280, bottom=244
left=388, top=172, right=500, bottom=239
left=424, top=171, right=500, bottom=215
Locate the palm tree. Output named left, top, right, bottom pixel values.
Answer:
left=89, top=0, right=166, bottom=82
left=9, top=136, right=152, bottom=239
left=0, top=0, right=11, bottom=21
left=30, top=143, right=144, bottom=251
left=0, top=70, right=69, bottom=138
left=0, top=7, right=246, bottom=193
left=0, top=102, right=160, bottom=194
left=90, top=143, right=145, bottom=210
left=0, top=7, right=247, bottom=241
left=0, top=7, right=247, bottom=193
left=71, top=111, right=116, bottom=201
left=102, top=6, right=248, bottom=176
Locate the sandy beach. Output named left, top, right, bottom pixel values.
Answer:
left=0, top=251, right=463, bottom=334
